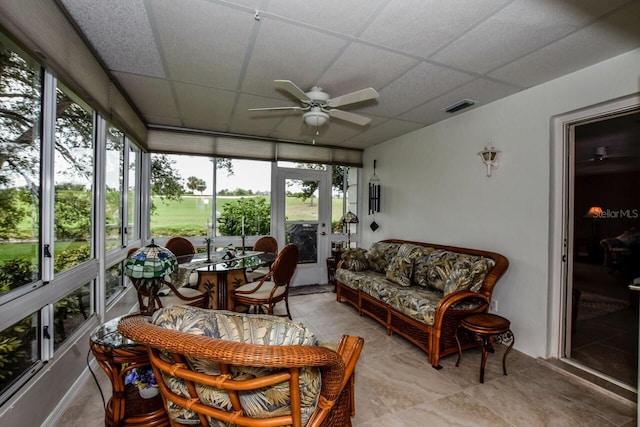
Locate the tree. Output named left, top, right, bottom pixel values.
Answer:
left=218, top=198, right=270, bottom=236
left=186, top=176, right=207, bottom=194
left=293, top=164, right=346, bottom=205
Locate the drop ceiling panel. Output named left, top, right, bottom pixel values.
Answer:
left=264, top=0, right=387, bottom=36
left=150, top=0, right=254, bottom=89
left=399, top=77, right=520, bottom=124
left=60, top=0, right=165, bottom=77
left=229, top=94, right=295, bottom=136
left=359, top=62, right=474, bottom=117
left=317, top=43, right=418, bottom=98
left=113, top=71, right=179, bottom=119
left=430, top=0, right=626, bottom=75
left=360, top=0, right=511, bottom=58
left=52, top=0, right=640, bottom=154
left=488, top=1, right=640, bottom=88
left=348, top=119, right=425, bottom=148
left=241, top=19, right=348, bottom=98
left=173, top=82, right=236, bottom=130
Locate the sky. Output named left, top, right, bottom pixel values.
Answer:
left=170, top=155, right=272, bottom=194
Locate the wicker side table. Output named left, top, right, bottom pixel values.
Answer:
left=455, top=313, right=514, bottom=383
left=90, top=316, right=168, bottom=427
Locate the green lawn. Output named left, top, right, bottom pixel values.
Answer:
left=1, top=194, right=345, bottom=261
left=151, top=195, right=344, bottom=236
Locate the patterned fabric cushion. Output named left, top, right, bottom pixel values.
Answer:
left=150, top=306, right=321, bottom=426
left=385, top=256, right=413, bottom=287
left=382, top=286, right=444, bottom=326
left=413, top=255, right=432, bottom=287
left=367, top=242, right=401, bottom=273
left=358, top=275, right=402, bottom=303
left=444, top=257, right=495, bottom=295
left=336, top=268, right=382, bottom=291
left=424, top=250, right=460, bottom=291
left=396, top=243, right=434, bottom=259
left=341, top=248, right=370, bottom=271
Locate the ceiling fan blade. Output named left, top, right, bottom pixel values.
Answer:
left=327, top=87, right=379, bottom=108
left=248, top=106, right=307, bottom=112
left=328, top=109, right=372, bottom=126
left=274, top=80, right=311, bottom=103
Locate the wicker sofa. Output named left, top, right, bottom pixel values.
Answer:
left=336, top=239, right=508, bottom=369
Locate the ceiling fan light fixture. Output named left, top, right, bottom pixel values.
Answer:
left=303, top=110, right=329, bottom=127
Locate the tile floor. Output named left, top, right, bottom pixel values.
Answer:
left=56, top=292, right=637, bottom=427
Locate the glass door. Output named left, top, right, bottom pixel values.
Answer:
left=565, top=110, right=640, bottom=388
left=274, top=166, right=331, bottom=286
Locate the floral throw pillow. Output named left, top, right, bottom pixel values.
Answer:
left=367, top=242, right=400, bottom=273
left=341, top=248, right=370, bottom=271
left=385, top=256, right=414, bottom=287
left=444, top=257, right=495, bottom=295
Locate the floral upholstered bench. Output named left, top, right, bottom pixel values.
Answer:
left=336, top=239, right=508, bottom=369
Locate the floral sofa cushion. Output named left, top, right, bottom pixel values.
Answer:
left=397, top=243, right=435, bottom=260
left=341, top=248, right=370, bottom=271
left=367, top=241, right=401, bottom=273
left=385, top=255, right=414, bottom=287
left=444, top=257, right=495, bottom=295
left=151, top=305, right=321, bottom=426
left=382, top=286, right=444, bottom=325
left=336, top=269, right=381, bottom=291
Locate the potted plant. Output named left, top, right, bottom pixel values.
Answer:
left=124, top=366, right=158, bottom=399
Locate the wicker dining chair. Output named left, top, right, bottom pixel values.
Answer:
left=165, top=237, right=196, bottom=261
left=233, top=243, right=298, bottom=319
left=118, top=308, right=364, bottom=427
left=245, top=236, right=279, bottom=283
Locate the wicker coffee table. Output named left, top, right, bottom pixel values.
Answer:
left=455, top=313, right=514, bottom=383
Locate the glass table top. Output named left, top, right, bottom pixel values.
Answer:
left=195, top=251, right=275, bottom=273
left=90, top=315, right=147, bottom=348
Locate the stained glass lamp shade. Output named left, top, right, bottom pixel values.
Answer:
left=124, top=241, right=178, bottom=313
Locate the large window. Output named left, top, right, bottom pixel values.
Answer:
left=105, top=125, right=124, bottom=251
left=149, top=155, right=271, bottom=246
left=0, top=32, right=141, bottom=404
left=0, top=40, right=42, bottom=298
left=53, top=84, right=94, bottom=272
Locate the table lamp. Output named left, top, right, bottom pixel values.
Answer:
left=341, top=211, right=359, bottom=249
left=124, top=240, right=178, bottom=314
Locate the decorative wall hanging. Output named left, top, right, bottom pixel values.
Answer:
left=368, top=160, right=381, bottom=231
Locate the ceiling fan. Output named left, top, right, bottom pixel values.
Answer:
left=249, top=80, right=379, bottom=128
left=576, top=145, right=640, bottom=173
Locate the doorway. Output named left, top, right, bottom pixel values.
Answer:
left=564, top=108, right=640, bottom=389
left=273, top=166, right=332, bottom=286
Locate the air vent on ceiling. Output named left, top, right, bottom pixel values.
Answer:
left=444, top=99, right=476, bottom=114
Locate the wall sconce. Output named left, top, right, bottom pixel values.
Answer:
left=368, top=160, right=381, bottom=214
left=478, top=144, right=501, bottom=177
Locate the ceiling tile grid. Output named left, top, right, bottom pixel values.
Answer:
left=56, top=0, right=640, bottom=152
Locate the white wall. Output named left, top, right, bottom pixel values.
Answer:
left=361, top=48, right=640, bottom=358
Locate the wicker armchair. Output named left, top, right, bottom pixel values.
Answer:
left=118, top=307, right=364, bottom=427
left=245, top=236, right=278, bottom=283
left=233, top=243, right=298, bottom=319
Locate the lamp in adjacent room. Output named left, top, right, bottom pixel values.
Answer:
left=124, top=240, right=178, bottom=314
left=584, top=206, right=604, bottom=219
left=584, top=206, right=604, bottom=239
left=341, top=211, right=359, bottom=249
left=478, top=144, right=501, bottom=177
